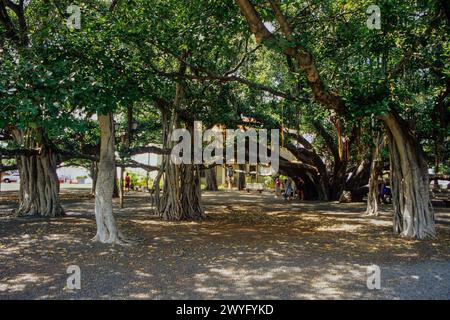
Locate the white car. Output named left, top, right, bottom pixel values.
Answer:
left=2, top=172, right=20, bottom=183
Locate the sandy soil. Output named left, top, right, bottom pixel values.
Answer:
left=0, top=189, right=449, bottom=299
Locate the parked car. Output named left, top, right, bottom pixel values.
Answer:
left=2, top=172, right=20, bottom=183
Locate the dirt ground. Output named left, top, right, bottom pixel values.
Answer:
left=0, top=189, right=449, bottom=300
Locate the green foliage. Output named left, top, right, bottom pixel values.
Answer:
left=0, top=0, right=448, bottom=174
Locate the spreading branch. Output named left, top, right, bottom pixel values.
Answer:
left=0, top=0, right=28, bottom=45
left=235, top=0, right=346, bottom=113
left=149, top=64, right=297, bottom=101
left=126, top=146, right=170, bottom=156
left=0, top=147, right=40, bottom=157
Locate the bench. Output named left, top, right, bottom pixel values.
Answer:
left=430, top=191, right=450, bottom=207
left=245, top=183, right=265, bottom=193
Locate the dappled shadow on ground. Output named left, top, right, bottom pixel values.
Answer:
left=0, top=190, right=449, bottom=299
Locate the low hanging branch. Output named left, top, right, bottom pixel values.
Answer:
left=0, top=164, right=17, bottom=172
left=125, top=145, right=170, bottom=156
left=429, top=174, right=450, bottom=181
left=60, top=150, right=160, bottom=172
left=120, top=159, right=159, bottom=172
left=0, top=146, right=161, bottom=173
left=0, top=147, right=40, bottom=157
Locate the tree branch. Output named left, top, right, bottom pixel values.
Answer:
left=235, top=0, right=346, bottom=113
left=126, top=145, right=170, bottom=156
left=311, top=120, right=339, bottom=161
left=0, top=164, right=17, bottom=172
left=0, top=1, right=18, bottom=42
left=0, top=147, right=40, bottom=157
left=149, top=63, right=297, bottom=101
left=1, top=0, right=28, bottom=45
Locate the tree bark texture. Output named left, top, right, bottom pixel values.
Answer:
left=11, top=128, right=64, bottom=217
left=381, top=112, right=435, bottom=238
left=93, top=113, right=123, bottom=243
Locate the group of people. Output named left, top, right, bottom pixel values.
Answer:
left=274, top=176, right=305, bottom=201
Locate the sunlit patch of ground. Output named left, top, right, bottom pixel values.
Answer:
left=0, top=189, right=449, bottom=299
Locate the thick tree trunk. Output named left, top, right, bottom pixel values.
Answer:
left=311, top=118, right=352, bottom=201
left=119, top=166, right=124, bottom=208
left=113, top=170, right=119, bottom=198
left=237, top=164, right=246, bottom=190
left=330, top=118, right=351, bottom=201
left=205, top=166, right=218, bottom=191
left=331, top=160, right=347, bottom=201
left=158, top=159, right=182, bottom=220
left=301, top=171, right=327, bottom=200
left=157, top=121, right=204, bottom=220
left=381, top=112, right=435, bottom=239
left=90, top=160, right=98, bottom=195
left=285, top=141, right=330, bottom=200
left=16, top=148, right=64, bottom=217
left=181, top=164, right=203, bottom=218
left=92, top=113, right=123, bottom=244
left=11, top=128, right=64, bottom=217
left=156, top=78, right=204, bottom=220
left=366, top=134, right=382, bottom=216
left=340, top=158, right=371, bottom=202
left=431, top=81, right=449, bottom=189
left=158, top=161, right=204, bottom=220
left=315, top=175, right=329, bottom=201
left=151, top=167, right=163, bottom=209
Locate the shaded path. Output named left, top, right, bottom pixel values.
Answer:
left=0, top=190, right=449, bottom=299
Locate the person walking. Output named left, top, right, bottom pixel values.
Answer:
left=284, top=177, right=293, bottom=201
left=275, top=177, right=281, bottom=197
left=125, top=172, right=131, bottom=192
left=226, top=166, right=233, bottom=190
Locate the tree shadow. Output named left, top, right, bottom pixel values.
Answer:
left=0, top=190, right=449, bottom=299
